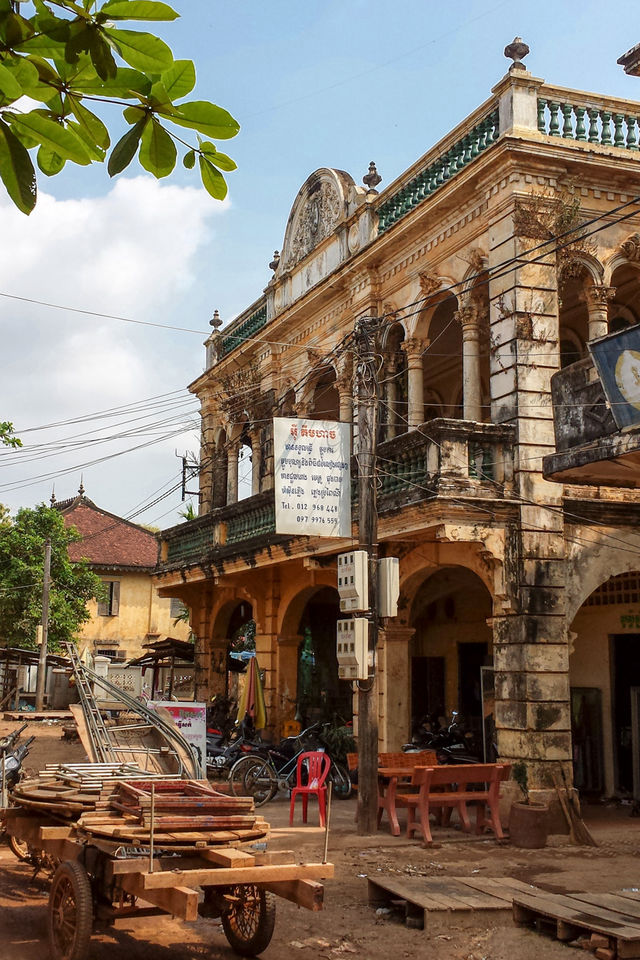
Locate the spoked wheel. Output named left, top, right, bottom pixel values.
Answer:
left=221, top=884, right=276, bottom=956
left=8, top=833, right=29, bottom=861
left=328, top=763, right=352, bottom=800
left=47, top=860, right=93, bottom=960
left=229, top=757, right=276, bottom=807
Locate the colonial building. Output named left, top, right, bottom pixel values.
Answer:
left=56, top=487, right=190, bottom=661
left=156, top=41, right=640, bottom=799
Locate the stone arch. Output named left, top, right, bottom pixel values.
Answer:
left=562, top=250, right=604, bottom=286
left=565, top=527, right=640, bottom=623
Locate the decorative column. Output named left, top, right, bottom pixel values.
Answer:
left=250, top=430, right=262, bottom=496
left=384, top=355, right=400, bottom=439
left=276, top=635, right=302, bottom=733
left=586, top=284, right=615, bottom=341
left=226, top=441, right=240, bottom=504
left=376, top=624, right=415, bottom=750
left=456, top=303, right=483, bottom=422
left=401, top=338, right=427, bottom=428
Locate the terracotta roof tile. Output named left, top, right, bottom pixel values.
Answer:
left=58, top=497, right=158, bottom=569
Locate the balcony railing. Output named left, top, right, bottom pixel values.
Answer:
left=537, top=84, right=640, bottom=149
left=160, top=420, right=515, bottom=570
left=217, top=301, right=268, bottom=360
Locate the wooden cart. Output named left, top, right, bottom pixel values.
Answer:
left=4, top=807, right=334, bottom=960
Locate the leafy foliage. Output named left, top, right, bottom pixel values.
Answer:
left=0, top=0, right=239, bottom=213
left=0, top=420, right=21, bottom=447
left=0, top=503, right=103, bottom=651
left=512, top=760, right=530, bottom=803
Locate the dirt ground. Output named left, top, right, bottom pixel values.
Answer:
left=1, top=718, right=640, bottom=960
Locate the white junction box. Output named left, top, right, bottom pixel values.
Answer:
left=337, top=550, right=368, bottom=612
left=378, top=557, right=400, bottom=618
left=336, top=618, right=368, bottom=680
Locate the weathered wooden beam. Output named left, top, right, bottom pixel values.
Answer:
left=264, top=879, right=324, bottom=911
left=142, top=861, right=334, bottom=890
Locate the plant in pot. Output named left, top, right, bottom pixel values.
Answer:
left=508, top=761, right=550, bottom=849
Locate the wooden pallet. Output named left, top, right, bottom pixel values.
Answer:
left=513, top=889, right=640, bottom=959
left=368, top=876, right=537, bottom=929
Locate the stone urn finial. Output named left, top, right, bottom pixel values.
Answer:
left=363, top=161, right=382, bottom=193
left=504, top=36, right=530, bottom=71
left=210, top=309, right=222, bottom=329
left=269, top=250, right=280, bottom=272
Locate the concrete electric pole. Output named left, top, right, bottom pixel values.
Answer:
left=354, top=315, right=383, bottom=835
left=35, top=538, right=52, bottom=712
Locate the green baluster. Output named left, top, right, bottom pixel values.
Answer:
left=424, top=164, right=435, bottom=193
left=574, top=106, right=587, bottom=141
left=548, top=101, right=561, bottom=136
left=455, top=142, right=466, bottom=172
left=588, top=108, right=600, bottom=142
left=561, top=103, right=573, bottom=138
left=437, top=156, right=447, bottom=184
left=462, top=134, right=472, bottom=165
left=613, top=113, right=626, bottom=148
left=491, top=109, right=500, bottom=140
left=537, top=98, right=547, bottom=133
left=600, top=110, right=612, bottom=145
left=469, top=124, right=480, bottom=158
left=627, top=115, right=638, bottom=151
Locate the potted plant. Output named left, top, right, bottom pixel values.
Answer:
left=508, top=761, right=550, bottom=849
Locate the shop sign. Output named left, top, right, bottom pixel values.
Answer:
left=149, top=700, right=206, bottom=776
left=589, top=323, right=640, bottom=429
left=273, top=417, right=351, bottom=538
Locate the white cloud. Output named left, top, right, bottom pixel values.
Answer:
left=0, top=176, right=222, bottom=522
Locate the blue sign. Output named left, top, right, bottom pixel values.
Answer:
left=589, top=323, right=640, bottom=430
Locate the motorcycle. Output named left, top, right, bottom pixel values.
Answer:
left=0, top=723, right=35, bottom=860
left=403, top=710, right=483, bottom=765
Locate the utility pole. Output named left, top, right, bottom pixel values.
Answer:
left=354, top=315, right=383, bottom=834
left=35, top=538, right=51, bottom=712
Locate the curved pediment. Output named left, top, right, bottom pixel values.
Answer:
left=279, top=168, right=356, bottom=271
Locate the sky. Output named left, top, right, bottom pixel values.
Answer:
left=1, top=0, right=640, bottom=529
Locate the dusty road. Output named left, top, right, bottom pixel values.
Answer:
left=0, top=719, right=639, bottom=960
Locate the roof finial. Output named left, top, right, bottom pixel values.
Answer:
left=50, top=486, right=56, bottom=506
left=269, top=250, right=280, bottom=272
left=363, top=161, right=382, bottom=193
left=504, top=37, right=529, bottom=71
left=210, top=309, right=222, bottom=329
left=78, top=476, right=85, bottom=497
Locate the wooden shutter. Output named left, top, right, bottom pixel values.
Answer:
left=97, top=581, right=110, bottom=617
left=111, top=581, right=120, bottom=616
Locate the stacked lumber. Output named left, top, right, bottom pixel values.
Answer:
left=77, top=779, right=268, bottom=849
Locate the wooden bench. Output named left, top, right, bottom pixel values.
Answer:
left=395, top=763, right=511, bottom=845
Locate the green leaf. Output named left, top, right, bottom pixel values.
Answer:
left=0, top=118, right=36, bottom=214
left=71, top=66, right=151, bottom=97
left=107, top=115, right=146, bottom=175
left=89, top=29, right=118, bottom=81
left=66, top=119, right=106, bottom=161
left=161, top=59, right=195, bottom=100
left=37, top=144, right=65, bottom=176
left=0, top=62, right=25, bottom=100
left=9, top=110, right=91, bottom=165
left=67, top=95, right=110, bottom=149
left=102, top=26, right=173, bottom=73
left=161, top=101, right=239, bottom=140
left=149, top=79, right=172, bottom=110
left=199, top=154, right=227, bottom=200
left=182, top=148, right=195, bottom=169
left=199, top=142, right=236, bottom=171
left=123, top=104, right=146, bottom=123
left=139, top=117, right=176, bottom=177
left=100, top=1, right=179, bottom=20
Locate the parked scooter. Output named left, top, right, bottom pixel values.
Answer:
left=0, top=723, right=35, bottom=860
left=403, top=710, right=483, bottom=764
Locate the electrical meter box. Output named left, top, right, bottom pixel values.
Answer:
left=336, top=618, right=368, bottom=680
left=378, top=557, right=400, bottom=618
left=337, top=550, right=368, bottom=612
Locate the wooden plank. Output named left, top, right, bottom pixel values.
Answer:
left=571, top=893, right=640, bottom=921
left=254, top=850, right=296, bottom=866
left=366, top=877, right=471, bottom=913
left=202, top=848, right=255, bottom=869
left=513, top=893, right=640, bottom=944
left=142, top=862, right=334, bottom=890
left=459, top=877, right=534, bottom=903
left=119, top=875, right=199, bottom=922
left=264, top=879, right=324, bottom=911
left=424, top=879, right=507, bottom=910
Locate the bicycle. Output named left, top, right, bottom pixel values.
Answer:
left=228, top=723, right=351, bottom=807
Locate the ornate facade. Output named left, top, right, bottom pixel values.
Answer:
left=156, top=47, right=640, bottom=801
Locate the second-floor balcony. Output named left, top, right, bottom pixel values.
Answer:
left=159, top=420, right=515, bottom=573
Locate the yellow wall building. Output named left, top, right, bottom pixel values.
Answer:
left=56, top=488, right=190, bottom=661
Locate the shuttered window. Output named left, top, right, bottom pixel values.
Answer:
left=97, top=580, right=120, bottom=616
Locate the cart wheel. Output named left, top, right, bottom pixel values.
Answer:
left=47, top=860, right=93, bottom=960
left=329, top=763, right=352, bottom=800
left=8, top=833, right=29, bottom=861
left=221, top=885, right=276, bottom=956
left=229, top=757, right=276, bottom=807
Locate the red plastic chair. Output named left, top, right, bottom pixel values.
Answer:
left=289, top=751, right=331, bottom=827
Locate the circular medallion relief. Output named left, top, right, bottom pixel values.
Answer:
left=348, top=223, right=360, bottom=254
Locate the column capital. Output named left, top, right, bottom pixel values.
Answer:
left=454, top=303, right=481, bottom=333
left=586, top=284, right=616, bottom=308
left=401, top=337, right=428, bottom=360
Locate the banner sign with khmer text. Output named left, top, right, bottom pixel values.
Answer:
left=273, top=417, right=351, bottom=538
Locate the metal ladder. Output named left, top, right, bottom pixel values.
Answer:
left=64, top=643, right=114, bottom=763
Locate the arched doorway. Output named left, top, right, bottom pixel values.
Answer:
left=570, top=570, right=640, bottom=797
left=295, top=586, right=351, bottom=725
left=409, top=567, right=493, bottom=745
